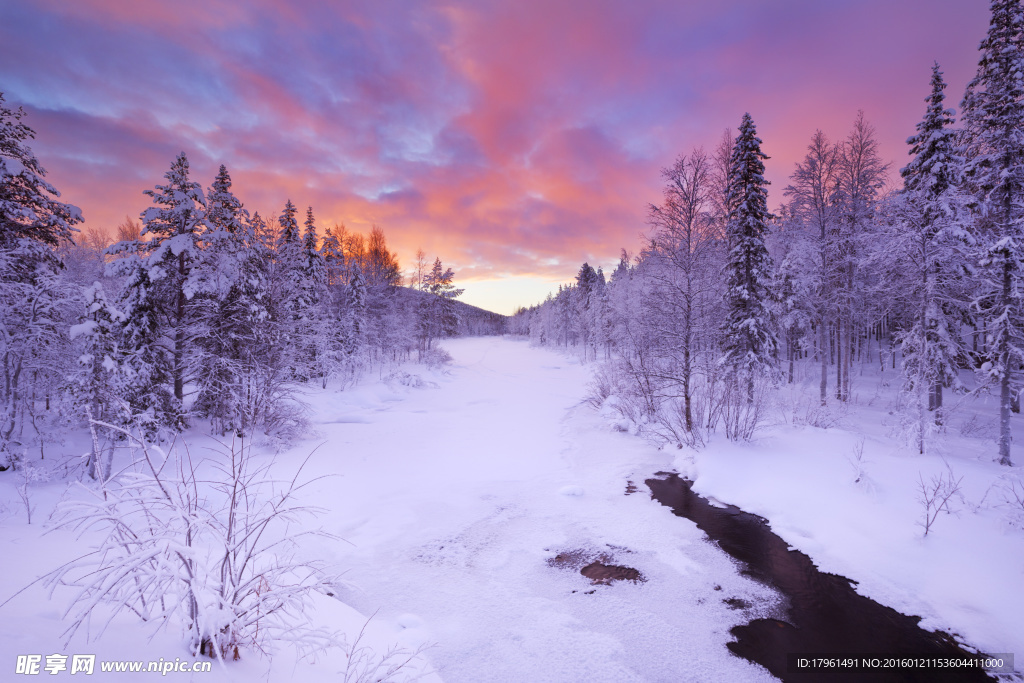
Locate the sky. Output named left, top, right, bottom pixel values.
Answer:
left=0, top=0, right=988, bottom=315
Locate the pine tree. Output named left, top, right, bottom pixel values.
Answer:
left=107, top=152, right=206, bottom=431
left=321, top=224, right=344, bottom=288
left=0, top=92, right=83, bottom=460
left=420, top=257, right=464, bottom=350
left=574, top=262, right=599, bottom=357
left=0, top=93, right=82, bottom=265
left=343, top=263, right=367, bottom=360
left=108, top=254, right=182, bottom=434
left=961, top=0, right=1024, bottom=465
left=192, top=166, right=256, bottom=434
left=275, top=199, right=302, bottom=315
left=272, top=199, right=308, bottom=379
left=143, top=152, right=206, bottom=401
left=69, top=282, right=124, bottom=477
left=720, top=113, right=778, bottom=402
left=300, top=207, right=333, bottom=384
left=895, top=64, right=972, bottom=445
left=301, top=207, right=326, bottom=311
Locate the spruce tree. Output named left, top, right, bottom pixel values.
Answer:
left=422, top=258, right=464, bottom=348
left=192, top=166, right=255, bottom=434
left=273, top=199, right=306, bottom=378
left=107, top=152, right=206, bottom=430
left=275, top=199, right=302, bottom=314
left=70, top=282, right=124, bottom=477
left=896, top=64, right=971, bottom=442
left=574, top=263, right=598, bottom=355
left=961, top=0, right=1024, bottom=465
left=300, top=207, right=332, bottom=383
left=1, top=93, right=83, bottom=459
left=139, top=152, right=207, bottom=402
left=719, top=113, right=778, bottom=402
left=321, top=224, right=344, bottom=288
left=344, top=263, right=367, bottom=359
left=301, top=207, right=326, bottom=311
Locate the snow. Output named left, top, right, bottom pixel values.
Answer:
left=0, top=337, right=781, bottom=682
left=675, top=374, right=1024, bottom=663
left=68, top=320, right=96, bottom=340
left=1, top=336, right=1021, bottom=680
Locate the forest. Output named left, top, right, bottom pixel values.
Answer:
left=1, top=0, right=1023, bottom=679
left=0, top=136, right=504, bottom=468
left=512, top=5, right=1024, bottom=464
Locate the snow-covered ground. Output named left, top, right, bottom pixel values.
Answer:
left=1, top=336, right=1022, bottom=681
left=675, top=373, right=1024, bottom=668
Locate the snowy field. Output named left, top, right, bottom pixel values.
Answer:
left=1, top=336, right=1022, bottom=681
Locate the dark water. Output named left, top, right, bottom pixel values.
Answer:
left=646, top=473, right=995, bottom=682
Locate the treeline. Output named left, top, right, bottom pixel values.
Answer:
left=0, top=114, right=498, bottom=467
left=513, top=1, right=1024, bottom=462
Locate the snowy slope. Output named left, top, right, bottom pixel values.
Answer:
left=1, top=337, right=780, bottom=682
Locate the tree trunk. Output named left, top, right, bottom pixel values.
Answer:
left=835, top=318, right=843, bottom=401
left=998, top=258, right=1013, bottom=466
left=174, top=252, right=186, bottom=401
left=819, top=321, right=828, bottom=405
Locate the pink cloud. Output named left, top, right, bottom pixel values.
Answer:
left=0, top=0, right=990, bottom=308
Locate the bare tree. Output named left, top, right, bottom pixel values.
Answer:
left=784, top=130, right=843, bottom=405
left=645, top=148, right=724, bottom=440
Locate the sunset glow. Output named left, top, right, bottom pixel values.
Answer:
left=0, top=0, right=985, bottom=313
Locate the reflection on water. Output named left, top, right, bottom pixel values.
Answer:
left=646, top=472, right=993, bottom=683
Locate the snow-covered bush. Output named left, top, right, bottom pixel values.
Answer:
left=385, top=370, right=438, bottom=389
left=418, top=346, right=452, bottom=369
left=47, top=423, right=337, bottom=660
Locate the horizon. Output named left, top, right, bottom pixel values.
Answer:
left=0, top=0, right=987, bottom=315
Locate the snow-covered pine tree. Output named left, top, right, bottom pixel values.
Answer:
left=236, top=210, right=299, bottom=430
left=0, top=92, right=83, bottom=463
left=69, top=281, right=124, bottom=477
left=134, top=152, right=206, bottom=398
left=961, top=0, right=1024, bottom=465
left=301, top=207, right=326, bottom=311
left=719, top=113, right=778, bottom=403
left=592, top=267, right=613, bottom=360
left=344, top=263, right=367, bottom=360
left=0, top=93, right=82, bottom=265
left=574, top=262, right=599, bottom=357
left=422, top=257, right=464, bottom=349
left=300, top=207, right=335, bottom=385
left=192, top=165, right=255, bottom=434
left=321, top=224, right=344, bottom=288
left=107, top=152, right=206, bottom=431
left=274, top=199, right=306, bottom=379
left=894, top=64, right=972, bottom=445
left=106, top=252, right=182, bottom=435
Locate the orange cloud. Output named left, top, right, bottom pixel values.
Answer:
left=0, top=0, right=989, bottom=312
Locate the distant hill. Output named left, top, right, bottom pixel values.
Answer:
left=393, top=286, right=507, bottom=336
